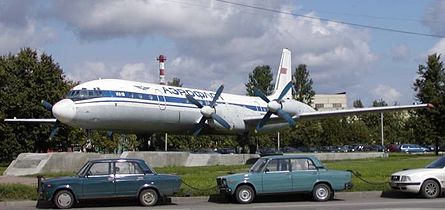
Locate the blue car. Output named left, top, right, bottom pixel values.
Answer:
left=216, top=155, right=352, bottom=204
left=399, top=144, right=428, bottom=153
left=38, top=158, right=181, bottom=209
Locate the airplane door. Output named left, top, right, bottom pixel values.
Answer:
left=155, top=88, right=179, bottom=124
left=155, top=89, right=166, bottom=110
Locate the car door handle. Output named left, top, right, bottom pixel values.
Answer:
left=108, top=177, right=114, bottom=182
left=137, top=177, right=144, bottom=181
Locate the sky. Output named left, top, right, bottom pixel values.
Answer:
left=1, top=0, right=445, bottom=106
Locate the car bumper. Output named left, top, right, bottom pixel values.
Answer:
left=389, top=182, right=421, bottom=193
left=345, top=182, right=353, bottom=190
left=218, top=186, right=233, bottom=195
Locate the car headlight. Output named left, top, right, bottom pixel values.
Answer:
left=401, top=176, right=411, bottom=181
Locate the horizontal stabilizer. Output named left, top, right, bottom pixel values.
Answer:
left=4, top=118, right=57, bottom=123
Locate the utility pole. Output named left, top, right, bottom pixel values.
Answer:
left=380, top=112, right=384, bottom=153
left=164, top=133, right=168, bottom=151
left=277, top=131, right=280, bottom=152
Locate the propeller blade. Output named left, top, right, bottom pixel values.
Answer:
left=186, top=95, right=203, bottom=108
left=254, top=88, right=270, bottom=103
left=277, top=82, right=293, bottom=101
left=211, top=113, right=231, bottom=129
left=49, top=121, right=60, bottom=140
left=193, top=117, right=207, bottom=136
left=42, top=100, right=53, bottom=111
left=276, top=109, right=296, bottom=127
left=210, top=85, right=224, bottom=107
left=256, top=111, right=272, bottom=131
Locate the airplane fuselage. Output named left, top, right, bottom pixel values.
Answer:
left=54, top=79, right=315, bottom=135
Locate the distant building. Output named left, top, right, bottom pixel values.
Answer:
left=312, top=92, right=347, bottom=111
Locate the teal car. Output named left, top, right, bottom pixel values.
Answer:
left=216, top=155, right=352, bottom=204
left=38, top=158, right=181, bottom=209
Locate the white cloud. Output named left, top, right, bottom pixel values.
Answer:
left=1, top=0, right=377, bottom=97
left=0, top=0, right=56, bottom=55
left=391, top=44, right=411, bottom=61
left=0, top=21, right=56, bottom=55
left=120, top=63, right=155, bottom=82
left=428, top=38, right=445, bottom=56
left=67, top=61, right=113, bottom=82
left=423, top=0, right=445, bottom=36
left=371, top=84, right=402, bottom=104
left=67, top=61, right=157, bottom=84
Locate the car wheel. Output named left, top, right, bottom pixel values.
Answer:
left=235, top=185, right=255, bottom=204
left=53, top=190, right=74, bottom=209
left=139, top=188, right=159, bottom=206
left=312, top=183, right=332, bottom=202
left=420, top=180, right=440, bottom=199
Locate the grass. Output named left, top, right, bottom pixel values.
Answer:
left=0, top=154, right=440, bottom=200
left=156, top=165, right=248, bottom=196
left=325, top=154, right=437, bottom=191
left=0, top=162, right=9, bottom=175
left=0, top=184, right=38, bottom=201
left=0, top=167, right=6, bottom=175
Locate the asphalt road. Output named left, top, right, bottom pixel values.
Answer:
left=2, top=192, right=445, bottom=210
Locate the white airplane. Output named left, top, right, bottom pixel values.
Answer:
left=5, top=49, right=431, bottom=137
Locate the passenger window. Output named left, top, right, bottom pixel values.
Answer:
left=115, top=162, right=143, bottom=175
left=88, top=163, right=110, bottom=176
left=80, top=88, right=87, bottom=98
left=265, top=159, right=279, bottom=172
left=279, top=159, right=290, bottom=171
left=265, top=159, right=290, bottom=172
left=291, top=159, right=317, bottom=171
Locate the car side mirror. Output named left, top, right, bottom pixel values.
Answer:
left=264, top=169, right=269, bottom=173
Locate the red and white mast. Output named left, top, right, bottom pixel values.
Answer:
left=157, top=55, right=166, bottom=85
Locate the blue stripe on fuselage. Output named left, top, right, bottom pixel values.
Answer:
left=70, top=90, right=267, bottom=112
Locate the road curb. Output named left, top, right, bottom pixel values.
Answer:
left=0, top=191, right=385, bottom=208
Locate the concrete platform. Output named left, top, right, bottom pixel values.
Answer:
left=3, top=152, right=386, bottom=176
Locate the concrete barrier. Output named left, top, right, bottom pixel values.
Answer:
left=3, top=152, right=385, bottom=176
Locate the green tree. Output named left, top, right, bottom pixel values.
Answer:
left=353, top=99, right=364, bottom=108
left=413, top=53, right=445, bottom=154
left=167, top=77, right=183, bottom=87
left=0, top=48, right=73, bottom=161
left=245, top=65, right=274, bottom=96
left=293, top=64, right=315, bottom=105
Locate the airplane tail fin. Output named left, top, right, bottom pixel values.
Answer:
left=270, top=48, right=292, bottom=99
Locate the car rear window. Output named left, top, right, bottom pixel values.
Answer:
left=426, top=157, right=445, bottom=168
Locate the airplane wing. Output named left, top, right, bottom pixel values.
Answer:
left=244, top=103, right=432, bottom=127
left=298, top=103, right=432, bottom=120
left=3, top=118, right=57, bottom=123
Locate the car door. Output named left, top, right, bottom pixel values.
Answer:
left=114, top=161, right=146, bottom=196
left=291, top=158, right=318, bottom=191
left=261, top=158, right=293, bottom=193
left=82, top=162, right=115, bottom=198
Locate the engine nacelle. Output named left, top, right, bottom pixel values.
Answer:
left=208, top=103, right=257, bottom=133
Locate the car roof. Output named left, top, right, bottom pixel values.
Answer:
left=261, top=155, right=318, bottom=160
left=88, top=158, right=145, bottom=163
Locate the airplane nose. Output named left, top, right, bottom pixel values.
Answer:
left=52, top=99, right=76, bottom=123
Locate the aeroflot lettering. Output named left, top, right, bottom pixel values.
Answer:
left=163, top=87, right=224, bottom=100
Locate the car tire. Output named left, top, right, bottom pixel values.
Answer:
left=235, top=185, right=255, bottom=204
left=53, top=190, right=74, bottom=209
left=420, top=180, right=440, bottom=199
left=312, top=183, right=332, bottom=202
left=139, top=188, right=159, bottom=206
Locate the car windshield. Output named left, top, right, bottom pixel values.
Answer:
left=76, top=162, right=90, bottom=176
left=249, top=158, right=268, bottom=173
left=426, top=156, right=445, bottom=169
